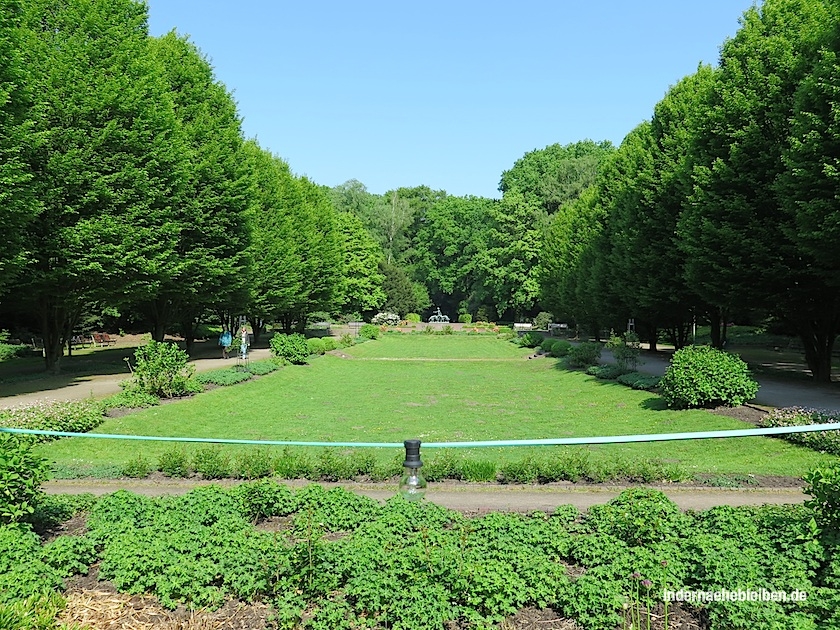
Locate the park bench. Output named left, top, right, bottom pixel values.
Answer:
left=92, top=333, right=117, bottom=347
left=70, top=335, right=91, bottom=349
left=513, top=323, right=532, bottom=332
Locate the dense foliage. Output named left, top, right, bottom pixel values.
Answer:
left=269, top=333, right=310, bottom=365
left=1, top=482, right=838, bottom=629
left=128, top=341, right=199, bottom=398
left=659, top=346, right=759, bottom=409
left=0, top=435, right=49, bottom=524
left=763, top=407, right=840, bottom=456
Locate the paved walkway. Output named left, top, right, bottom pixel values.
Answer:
left=598, top=349, right=840, bottom=411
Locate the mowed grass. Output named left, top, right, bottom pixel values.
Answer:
left=38, top=335, right=835, bottom=476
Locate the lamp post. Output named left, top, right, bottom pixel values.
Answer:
left=399, top=439, right=427, bottom=501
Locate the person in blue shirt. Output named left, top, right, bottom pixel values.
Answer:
left=219, top=329, right=232, bottom=359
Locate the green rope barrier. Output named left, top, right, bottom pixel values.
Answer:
left=2, top=422, right=840, bottom=447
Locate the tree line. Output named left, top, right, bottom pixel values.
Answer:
left=2, top=0, right=838, bottom=382
left=538, top=0, right=840, bottom=382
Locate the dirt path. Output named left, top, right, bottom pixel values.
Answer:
left=43, top=478, right=808, bottom=511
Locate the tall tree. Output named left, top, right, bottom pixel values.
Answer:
left=679, top=0, right=837, bottom=380
left=336, top=211, right=386, bottom=316
left=499, top=140, right=614, bottom=213
left=0, top=0, right=34, bottom=297
left=142, top=31, right=251, bottom=351
left=19, top=0, right=186, bottom=372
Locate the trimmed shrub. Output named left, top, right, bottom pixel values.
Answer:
left=193, top=447, right=231, bottom=479
left=762, top=407, right=840, bottom=456
left=533, top=311, right=553, bottom=330
left=359, top=323, right=379, bottom=340
left=322, top=337, right=337, bottom=352
left=195, top=368, right=252, bottom=387
left=405, top=313, right=421, bottom=323
left=338, top=333, right=354, bottom=348
left=235, top=448, right=274, bottom=479
left=549, top=339, right=572, bottom=357
left=158, top=447, right=190, bottom=477
left=0, top=399, right=104, bottom=442
left=371, top=312, right=400, bottom=326
left=586, top=364, right=627, bottom=380
left=440, top=324, right=454, bottom=335
left=0, top=435, right=49, bottom=524
left=120, top=455, right=151, bottom=478
left=129, top=341, right=198, bottom=398
left=539, top=337, right=557, bottom=352
left=306, top=337, right=326, bottom=356
left=245, top=360, right=279, bottom=376
left=567, top=342, right=602, bottom=368
left=458, top=313, right=472, bottom=324
left=270, top=333, right=309, bottom=365
left=659, top=345, right=758, bottom=409
left=616, top=372, right=660, bottom=391
left=0, top=344, right=30, bottom=361
left=102, top=389, right=159, bottom=409
left=517, top=332, right=544, bottom=348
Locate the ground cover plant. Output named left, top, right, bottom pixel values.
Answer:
left=2, top=482, right=839, bottom=629
left=35, top=336, right=835, bottom=478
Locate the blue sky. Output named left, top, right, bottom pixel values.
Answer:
left=146, top=1, right=757, bottom=199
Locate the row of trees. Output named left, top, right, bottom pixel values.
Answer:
left=0, top=0, right=384, bottom=372
left=539, top=0, right=840, bottom=381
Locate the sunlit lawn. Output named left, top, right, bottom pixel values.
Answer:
left=38, top=335, right=835, bottom=476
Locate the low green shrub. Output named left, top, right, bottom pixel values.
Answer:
left=586, top=489, right=688, bottom=546
left=0, top=344, right=30, bottom=361
left=585, top=364, right=628, bottom=380
left=230, top=479, right=295, bottom=521
left=235, top=448, right=274, bottom=479
left=0, top=399, right=104, bottom=442
left=195, top=368, right=252, bottom=386
left=359, top=323, right=379, bottom=340
left=273, top=448, right=316, bottom=479
left=128, top=341, right=198, bottom=398
left=517, top=331, right=545, bottom=348
left=306, top=337, right=326, bottom=356
left=193, top=447, right=231, bottom=479
left=245, top=360, right=279, bottom=376
left=0, top=435, right=49, bottom=524
left=120, top=455, right=151, bottom=478
left=763, top=407, right=840, bottom=456
left=804, top=461, right=840, bottom=538
left=28, top=493, right=97, bottom=529
left=321, top=337, right=337, bottom=352
left=615, top=372, right=660, bottom=390
left=567, top=342, right=602, bottom=368
left=102, top=389, right=160, bottom=409
left=549, top=339, right=572, bottom=357
left=539, top=337, right=557, bottom=352
left=458, top=313, right=472, bottom=324
left=440, top=324, right=454, bottom=335
left=0, top=526, right=67, bottom=603
left=338, top=333, right=354, bottom=348
left=659, top=345, right=759, bottom=408
left=158, top=447, right=190, bottom=477
left=405, top=313, right=421, bottom=323
left=461, top=459, right=497, bottom=482
left=270, top=333, right=309, bottom=365
left=605, top=331, right=641, bottom=371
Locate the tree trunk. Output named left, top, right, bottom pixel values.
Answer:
left=248, top=316, right=265, bottom=343
left=39, top=298, right=78, bottom=374
left=147, top=297, right=176, bottom=342
left=709, top=309, right=724, bottom=349
left=798, top=317, right=839, bottom=383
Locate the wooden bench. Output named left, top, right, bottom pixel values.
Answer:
left=70, top=335, right=92, bottom=349
left=92, top=333, right=117, bottom=347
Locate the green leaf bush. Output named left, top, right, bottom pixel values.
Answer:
left=321, top=337, right=337, bottom=352
left=567, top=342, right=602, bottom=368
left=269, top=333, right=309, bottom=364
left=0, top=435, right=49, bottom=524
left=306, top=337, right=326, bottom=356
left=0, top=400, right=104, bottom=442
left=458, top=313, right=472, bottom=324
left=659, top=345, right=758, bottom=408
left=359, top=323, right=379, bottom=340
left=128, top=341, right=199, bottom=398
left=405, top=312, right=421, bottom=323
left=533, top=311, right=553, bottom=329
left=762, top=407, right=840, bottom=455
left=158, top=447, right=190, bottom=478
left=195, top=367, right=252, bottom=387
left=102, top=389, right=160, bottom=409
left=244, top=360, right=279, bottom=376
left=616, top=372, right=661, bottom=391
left=0, top=344, right=30, bottom=361
left=549, top=339, right=572, bottom=357
left=585, top=364, right=628, bottom=380
left=517, top=331, right=544, bottom=348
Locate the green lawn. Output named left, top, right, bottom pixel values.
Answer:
left=38, top=335, right=835, bottom=476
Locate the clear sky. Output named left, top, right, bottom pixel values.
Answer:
left=146, top=1, right=758, bottom=199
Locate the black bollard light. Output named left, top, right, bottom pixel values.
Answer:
left=399, top=439, right=427, bottom=501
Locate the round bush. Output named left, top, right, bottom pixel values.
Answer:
left=359, top=323, right=379, bottom=340
left=549, top=339, right=572, bottom=357
left=306, top=337, right=326, bottom=356
left=322, top=337, right=337, bottom=352
left=269, top=333, right=309, bottom=365
left=405, top=313, right=421, bottom=323
left=458, top=313, right=472, bottom=324
left=659, top=345, right=759, bottom=409
left=539, top=337, right=557, bottom=352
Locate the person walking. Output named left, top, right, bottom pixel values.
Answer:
left=219, top=329, right=232, bottom=359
